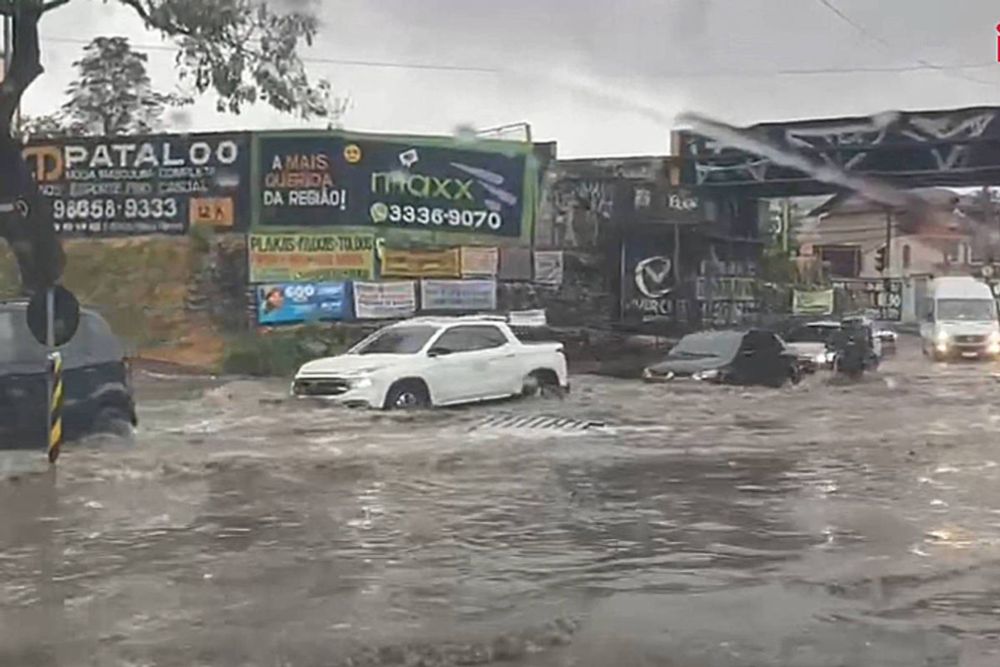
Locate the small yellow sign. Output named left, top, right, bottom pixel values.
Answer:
left=381, top=248, right=461, bottom=278
left=190, top=197, right=235, bottom=227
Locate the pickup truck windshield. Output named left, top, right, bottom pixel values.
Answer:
left=354, top=325, right=439, bottom=355
left=937, top=299, right=996, bottom=321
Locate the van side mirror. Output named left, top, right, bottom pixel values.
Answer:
left=428, top=347, right=452, bottom=358
left=925, top=312, right=934, bottom=323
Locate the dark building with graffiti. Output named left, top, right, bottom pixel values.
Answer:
left=533, top=153, right=767, bottom=331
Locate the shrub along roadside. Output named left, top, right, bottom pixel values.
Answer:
left=220, top=324, right=362, bottom=377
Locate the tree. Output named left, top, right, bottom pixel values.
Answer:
left=62, top=36, right=189, bottom=135
left=18, top=112, right=68, bottom=141
left=0, top=0, right=334, bottom=293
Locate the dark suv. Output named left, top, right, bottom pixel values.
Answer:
left=0, top=301, right=137, bottom=449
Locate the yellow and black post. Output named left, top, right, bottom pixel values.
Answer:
left=48, top=351, right=63, bottom=463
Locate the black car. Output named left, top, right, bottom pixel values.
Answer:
left=642, top=329, right=802, bottom=388
left=0, top=301, right=137, bottom=449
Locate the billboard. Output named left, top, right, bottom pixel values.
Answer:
left=253, top=131, right=535, bottom=241
left=256, top=282, right=351, bottom=325
left=248, top=232, right=375, bottom=282
left=22, top=132, right=250, bottom=235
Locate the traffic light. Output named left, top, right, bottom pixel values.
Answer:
left=874, top=246, right=887, bottom=273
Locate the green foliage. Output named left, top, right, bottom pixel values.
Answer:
left=109, top=0, right=335, bottom=119
left=62, top=36, right=190, bottom=135
left=188, top=222, right=215, bottom=256
left=221, top=325, right=355, bottom=377
left=759, top=245, right=798, bottom=285
left=19, top=113, right=70, bottom=141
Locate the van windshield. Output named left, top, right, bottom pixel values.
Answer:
left=937, top=299, right=996, bottom=322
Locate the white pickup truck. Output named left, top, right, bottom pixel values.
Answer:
left=291, top=316, right=569, bottom=409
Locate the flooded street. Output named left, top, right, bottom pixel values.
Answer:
left=5, top=338, right=1000, bottom=665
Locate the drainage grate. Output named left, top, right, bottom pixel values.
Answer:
left=470, top=414, right=608, bottom=434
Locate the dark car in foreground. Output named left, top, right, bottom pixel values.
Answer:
left=0, top=301, right=136, bottom=449
left=642, top=329, right=802, bottom=388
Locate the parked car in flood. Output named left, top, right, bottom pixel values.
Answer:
left=642, top=329, right=802, bottom=388
left=783, top=320, right=841, bottom=371
left=292, top=316, right=569, bottom=409
left=0, top=300, right=137, bottom=449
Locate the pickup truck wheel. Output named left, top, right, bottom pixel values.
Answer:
left=384, top=381, right=430, bottom=410
left=522, top=369, right=562, bottom=398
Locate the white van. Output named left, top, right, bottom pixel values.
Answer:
left=920, top=276, right=1000, bottom=361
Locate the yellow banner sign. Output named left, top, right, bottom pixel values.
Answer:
left=249, top=232, right=375, bottom=282
left=460, top=246, right=499, bottom=277
left=381, top=247, right=461, bottom=278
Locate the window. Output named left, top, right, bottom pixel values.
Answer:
left=0, top=310, right=122, bottom=367
left=432, top=325, right=508, bottom=353
left=354, top=325, right=439, bottom=355
left=902, top=244, right=911, bottom=270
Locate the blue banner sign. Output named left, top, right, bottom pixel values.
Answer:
left=256, top=282, right=350, bottom=325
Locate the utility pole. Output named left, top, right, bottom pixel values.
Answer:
left=781, top=198, right=791, bottom=254
left=883, top=208, right=892, bottom=274
left=1, top=14, right=17, bottom=137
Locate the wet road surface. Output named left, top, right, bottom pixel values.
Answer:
left=4, top=339, right=1000, bottom=665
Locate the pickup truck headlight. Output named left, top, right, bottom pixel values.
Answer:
left=988, top=332, right=1000, bottom=355
left=350, top=376, right=373, bottom=389
left=692, top=369, right=720, bottom=381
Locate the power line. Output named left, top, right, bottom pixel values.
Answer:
left=814, top=0, right=997, bottom=87
left=43, top=35, right=999, bottom=79
left=43, top=36, right=502, bottom=74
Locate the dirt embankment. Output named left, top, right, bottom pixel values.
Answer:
left=1, top=236, right=228, bottom=371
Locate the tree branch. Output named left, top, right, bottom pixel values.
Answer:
left=42, top=0, right=75, bottom=12
left=118, top=0, right=196, bottom=37
left=0, top=3, right=44, bottom=130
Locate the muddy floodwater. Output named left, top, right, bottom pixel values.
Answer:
left=5, top=339, right=1000, bottom=666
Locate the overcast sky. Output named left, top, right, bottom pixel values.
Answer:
left=20, top=0, right=1000, bottom=157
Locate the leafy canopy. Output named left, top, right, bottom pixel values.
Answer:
left=110, top=0, right=333, bottom=118
left=63, top=36, right=189, bottom=136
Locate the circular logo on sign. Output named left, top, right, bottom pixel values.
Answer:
left=344, top=144, right=362, bottom=164
left=370, top=202, right=389, bottom=223
left=635, top=256, right=674, bottom=298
